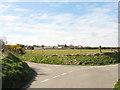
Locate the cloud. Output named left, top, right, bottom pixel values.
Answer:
left=0, top=2, right=118, bottom=46
left=1, top=0, right=21, bottom=2
left=0, top=2, right=13, bottom=13
left=47, top=2, right=63, bottom=7
left=13, top=8, right=28, bottom=13
left=0, top=32, right=5, bottom=39
left=1, top=0, right=119, bottom=2
left=0, top=15, right=21, bottom=21
left=0, top=2, right=29, bottom=15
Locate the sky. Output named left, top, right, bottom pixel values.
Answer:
left=0, top=1, right=118, bottom=46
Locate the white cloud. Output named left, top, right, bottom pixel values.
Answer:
left=1, top=0, right=119, bottom=2
left=0, top=2, right=29, bottom=15
left=0, top=2, right=118, bottom=46
left=0, top=2, right=13, bottom=13
left=13, top=8, right=28, bottom=13
left=0, top=15, right=21, bottom=21
left=0, top=32, right=5, bottom=39
left=1, top=0, right=21, bottom=2
left=0, top=3, right=6, bottom=13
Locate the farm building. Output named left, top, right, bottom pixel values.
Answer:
left=43, top=46, right=55, bottom=49
left=57, top=45, right=65, bottom=49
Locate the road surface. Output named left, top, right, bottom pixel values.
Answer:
left=25, top=61, right=118, bottom=88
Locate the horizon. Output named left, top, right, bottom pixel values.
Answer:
left=0, top=1, right=118, bottom=47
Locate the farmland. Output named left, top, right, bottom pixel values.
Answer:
left=18, top=49, right=119, bottom=66
left=24, top=49, right=115, bottom=55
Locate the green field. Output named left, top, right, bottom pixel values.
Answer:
left=25, top=49, right=116, bottom=55
left=18, top=49, right=119, bottom=65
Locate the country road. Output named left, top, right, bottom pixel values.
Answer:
left=25, top=61, right=118, bottom=88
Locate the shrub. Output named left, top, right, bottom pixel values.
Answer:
left=8, top=45, right=25, bottom=54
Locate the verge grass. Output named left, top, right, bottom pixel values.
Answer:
left=2, top=53, right=34, bottom=88
left=114, top=79, right=120, bottom=89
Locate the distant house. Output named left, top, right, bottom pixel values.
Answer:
left=43, top=46, right=55, bottom=49
left=57, top=45, right=65, bottom=49
left=78, top=45, right=83, bottom=48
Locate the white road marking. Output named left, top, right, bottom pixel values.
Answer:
left=52, top=75, right=60, bottom=78
left=69, top=70, right=73, bottom=73
left=61, top=73, right=67, bottom=75
left=41, top=79, right=50, bottom=83
left=53, top=65, right=61, bottom=67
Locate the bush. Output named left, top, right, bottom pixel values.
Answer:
left=8, top=45, right=25, bottom=54
left=2, top=53, right=33, bottom=88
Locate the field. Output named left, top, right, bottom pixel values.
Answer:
left=18, top=49, right=119, bottom=65
left=24, top=49, right=116, bottom=55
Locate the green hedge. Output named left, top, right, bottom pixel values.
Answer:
left=2, top=53, right=33, bottom=88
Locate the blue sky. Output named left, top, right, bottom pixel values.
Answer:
left=0, top=1, right=118, bottom=46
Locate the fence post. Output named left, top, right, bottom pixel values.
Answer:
left=41, top=45, right=44, bottom=56
left=111, top=47, right=113, bottom=52
left=99, top=45, right=102, bottom=53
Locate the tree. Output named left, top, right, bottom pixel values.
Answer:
left=69, top=44, right=74, bottom=49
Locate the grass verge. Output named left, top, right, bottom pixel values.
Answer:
left=114, top=79, right=120, bottom=89
left=2, top=53, right=33, bottom=88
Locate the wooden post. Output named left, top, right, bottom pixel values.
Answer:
left=31, top=49, right=32, bottom=54
left=111, top=47, right=113, bottom=52
left=80, top=46, right=83, bottom=53
left=99, top=45, right=102, bottom=53
left=118, top=47, right=120, bottom=52
left=42, top=48, right=44, bottom=56
left=41, top=45, right=44, bottom=56
left=30, top=46, right=33, bottom=54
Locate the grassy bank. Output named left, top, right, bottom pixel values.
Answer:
left=18, top=49, right=119, bottom=65
left=114, top=79, right=120, bottom=89
left=2, top=53, right=33, bottom=88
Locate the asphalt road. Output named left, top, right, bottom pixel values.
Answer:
left=25, top=61, right=118, bottom=88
